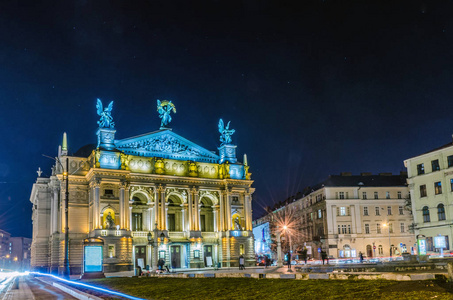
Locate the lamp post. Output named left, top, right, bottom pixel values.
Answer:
left=276, top=231, right=283, bottom=267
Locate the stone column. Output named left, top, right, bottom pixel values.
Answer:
left=193, top=187, right=200, bottom=231
left=188, top=191, right=193, bottom=231
left=181, top=204, right=186, bottom=232
left=119, top=182, right=126, bottom=229
left=93, top=180, right=101, bottom=229
left=245, top=192, right=252, bottom=231
left=124, top=186, right=130, bottom=230
left=51, top=187, right=59, bottom=233
left=225, top=190, right=232, bottom=230
left=219, top=192, right=224, bottom=232
left=154, top=188, right=159, bottom=230
left=160, top=186, right=167, bottom=230
left=213, top=206, right=218, bottom=232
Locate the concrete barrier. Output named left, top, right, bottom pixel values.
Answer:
left=295, top=273, right=308, bottom=280
left=308, top=274, right=329, bottom=280
left=53, top=282, right=103, bottom=300
left=410, top=274, right=435, bottom=280
left=280, top=274, right=296, bottom=279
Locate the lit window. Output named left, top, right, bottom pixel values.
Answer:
left=448, top=155, right=453, bottom=168
left=318, top=209, right=322, bottom=219
left=432, top=159, right=440, bottom=172
left=420, top=185, right=427, bottom=197
left=340, top=207, right=346, bottom=216
left=438, top=204, right=446, bottom=221
left=417, top=163, right=425, bottom=175
left=108, top=244, right=115, bottom=258
left=435, top=182, right=442, bottom=195
left=422, top=206, right=430, bottom=223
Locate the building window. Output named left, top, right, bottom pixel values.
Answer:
left=451, top=179, right=453, bottom=192
left=318, top=209, right=322, bottom=219
left=365, top=224, right=370, bottom=234
left=340, top=207, right=346, bottom=216
left=339, top=192, right=345, bottom=199
left=337, top=225, right=341, bottom=234
left=399, top=206, right=404, bottom=215
left=438, top=204, right=446, bottom=221
left=362, top=192, right=367, bottom=199
left=341, top=225, right=347, bottom=234
left=374, top=192, right=378, bottom=199
left=375, top=207, right=380, bottom=216
left=104, top=189, right=114, bottom=197
left=389, top=223, right=393, bottom=233
left=363, top=207, right=369, bottom=216
left=386, top=192, right=390, bottom=199
left=378, top=245, right=383, bottom=255
left=397, top=191, right=402, bottom=199
left=420, top=185, right=427, bottom=197
left=400, top=223, right=405, bottom=233
left=417, top=163, right=425, bottom=175
left=132, top=213, right=143, bottom=231
left=422, top=206, right=430, bottom=223
left=435, top=182, right=442, bottom=195
left=448, top=155, right=453, bottom=168
left=377, top=223, right=381, bottom=234
left=432, top=159, right=440, bottom=172
left=108, top=244, right=115, bottom=258
left=387, top=206, right=392, bottom=215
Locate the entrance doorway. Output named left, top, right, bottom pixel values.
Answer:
left=366, top=245, right=372, bottom=258
left=171, top=245, right=181, bottom=269
left=135, top=246, right=146, bottom=269
left=204, top=245, right=213, bottom=267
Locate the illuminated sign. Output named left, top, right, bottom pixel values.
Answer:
left=434, top=236, right=446, bottom=249
left=418, top=239, right=427, bottom=255
left=84, top=246, right=103, bottom=272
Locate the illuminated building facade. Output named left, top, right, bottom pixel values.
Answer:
left=404, top=139, right=453, bottom=253
left=255, top=173, right=415, bottom=259
left=30, top=101, right=254, bottom=275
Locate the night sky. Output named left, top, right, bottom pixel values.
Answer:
left=1, top=0, right=452, bottom=237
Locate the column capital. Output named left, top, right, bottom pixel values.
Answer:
left=157, top=184, right=166, bottom=193
left=191, top=186, right=199, bottom=194
left=119, top=180, right=129, bottom=190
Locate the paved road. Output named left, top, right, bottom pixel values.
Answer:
left=3, top=276, right=77, bottom=300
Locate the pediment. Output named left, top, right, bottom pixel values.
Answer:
left=115, top=129, right=219, bottom=163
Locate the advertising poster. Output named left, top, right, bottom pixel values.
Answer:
left=84, top=246, right=103, bottom=272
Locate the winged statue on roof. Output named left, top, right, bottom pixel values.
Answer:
left=218, top=119, right=235, bottom=145
left=96, top=99, right=115, bottom=128
left=157, top=100, right=176, bottom=128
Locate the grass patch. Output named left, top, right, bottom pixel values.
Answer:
left=83, top=277, right=453, bottom=300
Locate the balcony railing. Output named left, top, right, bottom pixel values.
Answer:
left=132, top=231, right=151, bottom=238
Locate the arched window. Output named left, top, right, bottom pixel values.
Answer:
left=437, top=204, right=446, bottom=221
left=422, top=206, right=430, bottom=223
left=378, top=245, right=383, bottom=255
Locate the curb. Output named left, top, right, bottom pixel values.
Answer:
left=53, top=282, right=103, bottom=300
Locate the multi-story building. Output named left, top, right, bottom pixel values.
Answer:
left=0, top=229, right=11, bottom=268
left=9, top=237, right=32, bottom=271
left=404, top=139, right=453, bottom=252
left=30, top=101, right=254, bottom=275
left=254, top=173, right=415, bottom=259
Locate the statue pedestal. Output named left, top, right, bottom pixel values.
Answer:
left=218, top=144, right=237, bottom=164
left=96, top=128, right=116, bottom=150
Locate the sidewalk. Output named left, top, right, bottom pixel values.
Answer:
left=2, top=277, right=34, bottom=300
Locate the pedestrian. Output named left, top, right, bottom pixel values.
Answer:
left=287, top=251, right=291, bottom=270
left=239, top=255, right=245, bottom=270
left=359, top=252, right=364, bottom=263
left=321, top=251, right=327, bottom=265
left=264, top=255, right=269, bottom=268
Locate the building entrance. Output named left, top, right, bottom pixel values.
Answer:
left=135, top=246, right=146, bottom=270
left=171, top=245, right=181, bottom=269
left=204, top=245, right=213, bottom=267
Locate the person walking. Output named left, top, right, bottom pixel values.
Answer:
left=286, top=251, right=291, bottom=270
left=359, top=252, right=364, bottom=263
left=239, top=255, right=245, bottom=270
left=321, top=251, right=327, bottom=265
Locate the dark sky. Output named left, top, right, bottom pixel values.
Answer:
left=0, top=0, right=452, bottom=237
